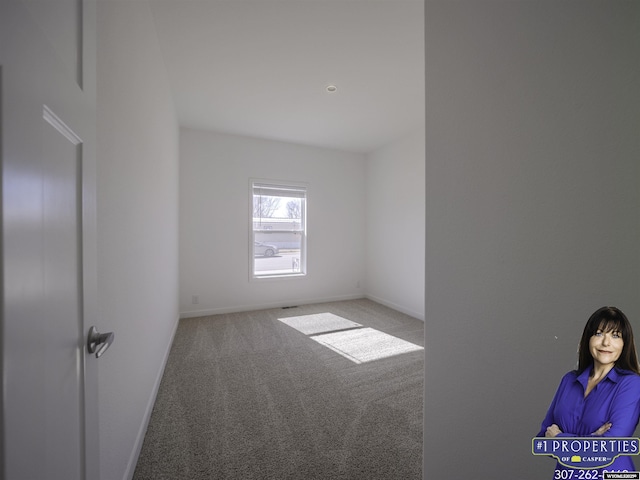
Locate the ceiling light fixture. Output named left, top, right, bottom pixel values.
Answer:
left=326, top=85, right=337, bottom=93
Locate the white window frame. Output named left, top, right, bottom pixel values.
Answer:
left=250, top=179, right=307, bottom=280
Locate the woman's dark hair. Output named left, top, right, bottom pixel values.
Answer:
left=577, top=306, right=640, bottom=375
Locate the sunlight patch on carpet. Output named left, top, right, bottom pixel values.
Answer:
left=278, top=312, right=362, bottom=335
left=310, top=327, right=424, bottom=364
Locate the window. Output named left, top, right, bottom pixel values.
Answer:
left=251, top=179, right=307, bottom=279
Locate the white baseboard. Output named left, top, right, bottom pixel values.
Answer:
left=124, top=315, right=180, bottom=480
left=179, top=293, right=424, bottom=321
left=364, top=294, right=424, bottom=321
left=179, top=293, right=365, bottom=319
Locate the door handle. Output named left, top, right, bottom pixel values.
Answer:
left=87, top=326, right=114, bottom=358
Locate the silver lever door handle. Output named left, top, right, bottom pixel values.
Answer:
left=87, top=326, right=114, bottom=358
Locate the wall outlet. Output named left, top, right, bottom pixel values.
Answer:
left=192, top=295, right=199, bottom=304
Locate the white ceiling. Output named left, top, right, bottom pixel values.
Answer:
left=149, top=0, right=424, bottom=154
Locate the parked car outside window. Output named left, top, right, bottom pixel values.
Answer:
left=254, top=241, right=279, bottom=257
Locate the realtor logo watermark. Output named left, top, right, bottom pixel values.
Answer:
left=532, top=437, right=640, bottom=469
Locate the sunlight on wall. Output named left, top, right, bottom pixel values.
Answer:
left=278, top=313, right=423, bottom=364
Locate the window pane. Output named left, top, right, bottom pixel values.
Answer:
left=252, top=181, right=306, bottom=278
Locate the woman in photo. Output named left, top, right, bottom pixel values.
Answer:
left=538, top=306, right=640, bottom=478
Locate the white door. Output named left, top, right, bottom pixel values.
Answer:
left=1, top=1, right=100, bottom=479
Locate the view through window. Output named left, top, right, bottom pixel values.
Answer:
left=251, top=180, right=307, bottom=278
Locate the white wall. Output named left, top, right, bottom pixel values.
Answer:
left=96, top=2, right=179, bottom=479
left=424, top=1, right=640, bottom=479
left=365, top=128, right=425, bottom=320
left=180, top=128, right=367, bottom=317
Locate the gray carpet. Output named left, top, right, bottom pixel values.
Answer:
left=133, top=299, right=424, bottom=480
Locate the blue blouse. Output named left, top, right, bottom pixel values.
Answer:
left=538, top=367, right=640, bottom=476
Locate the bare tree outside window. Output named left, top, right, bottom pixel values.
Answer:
left=253, top=195, right=280, bottom=219
left=286, top=199, right=301, bottom=219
